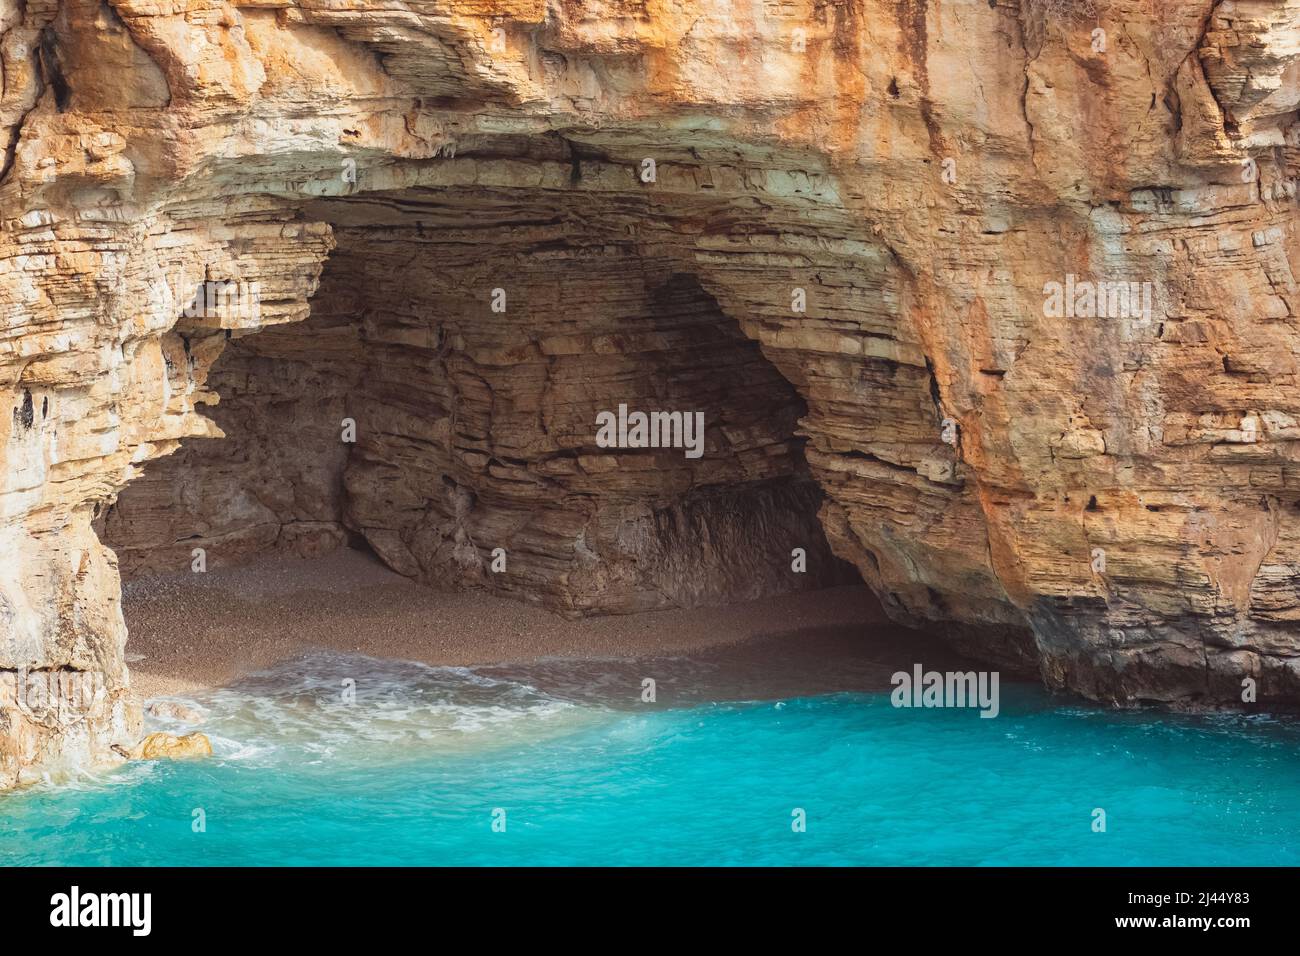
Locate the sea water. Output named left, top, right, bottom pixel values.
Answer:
left=2, top=646, right=1299, bottom=867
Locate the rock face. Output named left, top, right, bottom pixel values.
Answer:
left=102, top=216, right=857, bottom=614
left=2, top=0, right=1299, bottom=784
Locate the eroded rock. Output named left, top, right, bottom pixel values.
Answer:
left=146, top=701, right=205, bottom=723
left=2, top=1, right=1300, bottom=786
left=126, top=732, right=213, bottom=761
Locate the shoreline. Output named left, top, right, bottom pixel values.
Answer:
left=123, top=548, right=904, bottom=701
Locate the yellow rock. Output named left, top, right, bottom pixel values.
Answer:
left=129, top=733, right=213, bottom=761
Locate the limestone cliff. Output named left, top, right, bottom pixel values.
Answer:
left=2, top=0, right=1299, bottom=786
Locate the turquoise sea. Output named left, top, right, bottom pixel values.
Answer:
left=3, top=634, right=1298, bottom=867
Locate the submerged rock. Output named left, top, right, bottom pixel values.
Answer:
left=146, top=701, right=206, bottom=724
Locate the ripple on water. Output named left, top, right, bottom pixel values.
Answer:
left=3, top=651, right=1299, bottom=866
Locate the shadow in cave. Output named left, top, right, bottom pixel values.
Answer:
left=97, top=186, right=923, bottom=691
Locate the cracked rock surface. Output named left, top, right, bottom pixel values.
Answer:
left=2, top=0, right=1300, bottom=785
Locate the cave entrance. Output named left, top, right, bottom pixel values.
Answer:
left=100, top=188, right=859, bottom=617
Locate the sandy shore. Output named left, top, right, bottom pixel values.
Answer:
left=123, top=548, right=900, bottom=700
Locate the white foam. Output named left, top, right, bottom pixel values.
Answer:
left=169, top=651, right=599, bottom=767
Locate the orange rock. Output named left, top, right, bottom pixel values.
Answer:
left=129, top=733, right=214, bottom=761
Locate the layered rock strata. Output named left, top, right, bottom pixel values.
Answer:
left=2, top=0, right=1300, bottom=784
left=104, top=197, right=856, bottom=613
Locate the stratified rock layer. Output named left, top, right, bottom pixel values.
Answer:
left=104, top=199, right=856, bottom=613
left=3, top=0, right=1300, bottom=784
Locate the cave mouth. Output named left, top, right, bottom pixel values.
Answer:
left=100, top=187, right=861, bottom=618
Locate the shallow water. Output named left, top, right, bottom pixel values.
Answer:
left=3, top=641, right=1299, bottom=866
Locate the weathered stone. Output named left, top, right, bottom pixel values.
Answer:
left=2, top=0, right=1300, bottom=787
left=128, top=731, right=212, bottom=761
left=146, top=700, right=204, bottom=723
